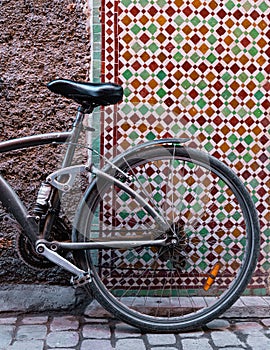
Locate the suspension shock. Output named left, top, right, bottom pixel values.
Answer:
left=33, top=182, right=52, bottom=217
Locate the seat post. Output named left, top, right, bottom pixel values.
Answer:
left=61, top=104, right=94, bottom=168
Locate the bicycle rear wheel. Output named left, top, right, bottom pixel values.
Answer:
left=73, top=145, right=259, bottom=332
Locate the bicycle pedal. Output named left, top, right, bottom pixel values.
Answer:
left=71, top=271, right=91, bottom=288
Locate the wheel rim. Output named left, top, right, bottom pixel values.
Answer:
left=77, top=146, right=257, bottom=327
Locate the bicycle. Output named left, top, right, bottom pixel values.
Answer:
left=0, top=79, right=260, bottom=332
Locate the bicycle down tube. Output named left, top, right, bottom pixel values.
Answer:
left=0, top=131, right=71, bottom=243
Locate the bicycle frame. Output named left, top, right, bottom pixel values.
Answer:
left=0, top=131, right=71, bottom=243
left=0, top=105, right=190, bottom=280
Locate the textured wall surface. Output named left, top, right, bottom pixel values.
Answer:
left=93, top=0, right=270, bottom=293
left=0, top=0, right=89, bottom=284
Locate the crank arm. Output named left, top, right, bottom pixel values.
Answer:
left=35, top=241, right=91, bottom=284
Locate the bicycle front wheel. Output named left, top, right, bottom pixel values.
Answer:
left=74, top=145, right=259, bottom=332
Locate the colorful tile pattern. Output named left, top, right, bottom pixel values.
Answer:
left=92, top=0, right=270, bottom=292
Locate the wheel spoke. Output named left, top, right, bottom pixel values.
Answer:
left=76, top=145, right=259, bottom=332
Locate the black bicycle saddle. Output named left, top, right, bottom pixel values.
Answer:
left=47, top=79, right=123, bottom=107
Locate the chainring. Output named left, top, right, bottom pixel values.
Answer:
left=16, top=218, right=71, bottom=270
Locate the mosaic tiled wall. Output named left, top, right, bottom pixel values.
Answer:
left=91, top=0, right=270, bottom=293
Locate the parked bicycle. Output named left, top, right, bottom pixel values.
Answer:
left=0, top=79, right=260, bottom=332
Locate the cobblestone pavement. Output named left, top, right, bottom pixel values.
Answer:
left=0, top=313, right=270, bottom=350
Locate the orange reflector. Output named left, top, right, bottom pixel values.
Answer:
left=203, top=263, right=221, bottom=291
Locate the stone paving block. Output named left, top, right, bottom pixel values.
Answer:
left=46, top=331, right=79, bottom=348
left=0, top=325, right=14, bottom=348
left=0, top=317, right=17, bottom=325
left=0, top=285, right=76, bottom=313
left=82, top=324, right=111, bottom=339
left=234, top=321, right=264, bottom=334
left=50, top=316, right=79, bottom=331
left=211, top=330, right=243, bottom=347
left=178, top=331, right=204, bottom=338
left=219, top=348, right=246, bottom=350
left=84, top=317, right=108, bottom=324
left=21, top=316, right=48, bottom=324
left=6, top=340, right=44, bottom=350
left=152, top=348, right=178, bottom=350
left=84, top=300, right=111, bottom=318
left=262, top=297, right=270, bottom=306
left=261, top=319, right=270, bottom=327
left=81, top=339, right=113, bottom=350
left=181, top=338, right=212, bottom=350
left=242, top=297, right=269, bottom=307
left=246, top=334, right=270, bottom=349
left=15, top=325, right=47, bottom=341
left=206, top=319, right=230, bottom=330
left=147, top=333, right=176, bottom=345
left=115, top=323, right=141, bottom=338
left=115, top=338, right=146, bottom=350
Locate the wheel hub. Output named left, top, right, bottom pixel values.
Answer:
left=158, top=220, right=188, bottom=270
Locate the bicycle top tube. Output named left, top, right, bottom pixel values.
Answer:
left=0, top=132, right=71, bottom=154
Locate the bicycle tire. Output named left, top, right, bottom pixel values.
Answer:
left=73, top=145, right=260, bottom=332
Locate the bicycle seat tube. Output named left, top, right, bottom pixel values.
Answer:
left=42, top=105, right=93, bottom=239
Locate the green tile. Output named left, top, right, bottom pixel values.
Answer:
left=228, top=134, right=237, bottom=144
left=131, top=42, right=142, bottom=52
left=225, top=0, right=235, bottom=10
left=157, top=70, right=166, bottom=81
left=244, top=135, right=253, bottom=145
left=198, top=80, right=207, bottom=90
left=239, top=72, right=248, bottom=82
left=249, top=28, right=259, bottom=39
left=149, top=42, right=159, bottom=53
left=171, top=124, right=181, bottom=134
left=174, top=15, right=184, bottom=26
left=129, top=131, right=139, bottom=140
left=206, top=53, right=217, bottom=63
left=254, top=90, right=264, bottom=100
left=233, top=28, right=243, bottom=38
left=259, top=1, right=269, bottom=11
left=232, top=45, right=241, bottom=55
left=139, top=0, right=148, bottom=6
left=140, top=70, right=150, bottom=80
left=131, top=24, right=141, bottom=35
left=148, top=23, right=157, bottom=34
left=121, top=0, right=132, bottom=7
left=139, top=105, right=149, bottom=115
left=157, top=88, right=166, bottom=98
left=208, top=17, right=218, bottom=27
left=174, top=52, right=184, bottom=62
left=190, top=52, right=200, bottom=63
left=146, top=131, right=155, bottom=140
left=197, top=98, right=207, bottom=108
left=155, top=105, right=165, bottom=115
left=157, top=0, right=166, bottom=7
left=123, top=69, right=133, bottom=80
left=191, top=16, right=200, bottom=26
left=205, top=142, right=214, bottom=151
left=243, top=1, right=252, bottom=11
left=174, top=33, right=184, bottom=44
left=182, top=79, right=191, bottom=89
left=255, top=72, right=265, bottom=83
left=243, top=152, right=252, bottom=162
left=253, top=108, right=263, bottom=118
left=207, top=34, right=217, bottom=44
left=222, top=72, right=232, bottom=82
left=248, top=46, right=258, bottom=56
